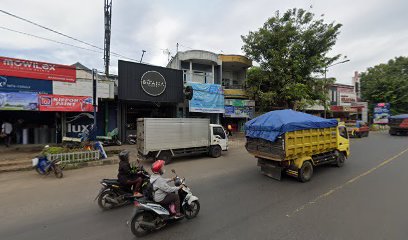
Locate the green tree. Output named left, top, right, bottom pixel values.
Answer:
left=241, top=8, right=342, bottom=110
left=361, top=56, right=408, bottom=114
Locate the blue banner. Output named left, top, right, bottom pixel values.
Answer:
left=0, top=75, right=52, bottom=94
left=189, top=83, right=224, bottom=113
left=0, top=92, right=38, bottom=111
left=373, top=103, right=390, bottom=124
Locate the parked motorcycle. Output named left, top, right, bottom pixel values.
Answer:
left=129, top=169, right=200, bottom=237
left=96, top=128, right=122, bottom=146
left=32, top=155, right=63, bottom=178
left=96, top=160, right=150, bottom=210
left=127, top=134, right=137, bottom=145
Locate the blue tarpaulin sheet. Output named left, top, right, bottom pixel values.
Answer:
left=245, top=109, right=338, bottom=142
left=389, top=114, right=408, bottom=119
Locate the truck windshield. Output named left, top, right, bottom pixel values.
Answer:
left=213, top=127, right=226, bottom=139
left=339, top=126, right=348, bottom=139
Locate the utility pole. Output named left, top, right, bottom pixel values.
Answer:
left=92, top=69, right=98, bottom=139
left=176, top=43, right=179, bottom=53
left=140, top=50, right=146, bottom=63
left=104, top=0, right=112, bottom=76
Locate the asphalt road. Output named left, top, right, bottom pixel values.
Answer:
left=1, top=132, right=408, bottom=240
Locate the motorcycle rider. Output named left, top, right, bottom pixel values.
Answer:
left=150, top=160, right=183, bottom=218
left=117, top=150, right=143, bottom=197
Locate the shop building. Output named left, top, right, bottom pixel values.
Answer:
left=117, top=60, right=184, bottom=142
left=219, top=54, right=253, bottom=132
left=0, top=56, right=115, bottom=144
left=167, top=51, right=253, bottom=130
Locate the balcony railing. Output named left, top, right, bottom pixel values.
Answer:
left=223, top=84, right=243, bottom=89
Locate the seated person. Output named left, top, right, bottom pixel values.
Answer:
left=117, top=150, right=143, bottom=197
left=150, top=160, right=183, bottom=218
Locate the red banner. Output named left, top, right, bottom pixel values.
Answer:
left=0, top=56, right=76, bottom=82
left=38, top=94, right=94, bottom=112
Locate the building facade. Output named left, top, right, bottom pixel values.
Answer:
left=167, top=50, right=253, bottom=131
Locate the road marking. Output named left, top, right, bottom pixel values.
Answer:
left=286, top=146, right=408, bottom=218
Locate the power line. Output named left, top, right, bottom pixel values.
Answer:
left=0, top=9, right=139, bottom=62
left=0, top=26, right=139, bottom=62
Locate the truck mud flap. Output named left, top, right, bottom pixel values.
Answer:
left=260, top=165, right=283, bottom=180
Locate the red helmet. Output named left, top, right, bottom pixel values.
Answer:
left=152, top=160, right=165, bottom=174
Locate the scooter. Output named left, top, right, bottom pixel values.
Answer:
left=96, top=128, right=122, bottom=146
left=96, top=160, right=150, bottom=210
left=127, top=134, right=137, bottom=145
left=32, top=155, right=63, bottom=178
left=129, top=169, right=200, bottom=237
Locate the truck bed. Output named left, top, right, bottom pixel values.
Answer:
left=246, top=127, right=338, bottom=161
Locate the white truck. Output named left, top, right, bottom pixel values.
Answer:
left=137, top=118, right=228, bottom=163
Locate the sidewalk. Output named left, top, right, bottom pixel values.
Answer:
left=0, top=135, right=246, bottom=173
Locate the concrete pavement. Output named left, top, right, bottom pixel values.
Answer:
left=0, top=132, right=407, bottom=240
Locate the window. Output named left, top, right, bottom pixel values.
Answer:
left=213, top=127, right=226, bottom=139
left=339, top=126, right=348, bottom=139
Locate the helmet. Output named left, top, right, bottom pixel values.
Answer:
left=119, top=150, right=129, bottom=162
left=152, top=160, right=165, bottom=174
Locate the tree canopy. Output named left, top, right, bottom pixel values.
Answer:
left=241, top=8, right=342, bottom=111
left=361, top=56, right=408, bottom=114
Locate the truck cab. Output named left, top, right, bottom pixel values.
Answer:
left=210, top=124, right=228, bottom=151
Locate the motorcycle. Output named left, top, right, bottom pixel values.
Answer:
left=129, top=169, right=200, bottom=237
left=32, top=154, right=63, bottom=178
left=96, top=160, right=150, bottom=210
left=127, top=134, right=137, bottom=145
left=96, top=128, right=122, bottom=146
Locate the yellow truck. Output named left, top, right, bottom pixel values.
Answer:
left=245, top=110, right=350, bottom=182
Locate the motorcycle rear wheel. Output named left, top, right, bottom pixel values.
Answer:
left=98, top=190, right=118, bottom=210
left=184, top=200, right=200, bottom=219
left=131, top=211, right=155, bottom=237
left=52, top=165, right=63, bottom=178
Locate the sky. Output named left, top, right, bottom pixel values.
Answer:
left=1, top=0, right=407, bottom=85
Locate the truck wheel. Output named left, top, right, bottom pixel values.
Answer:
left=389, top=129, right=397, bottom=136
left=209, top=145, right=222, bottom=158
left=298, top=161, right=313, bottom=182
left=336, top=152, right=346, bottom=167
left=158, top=151, right=172, bottom=164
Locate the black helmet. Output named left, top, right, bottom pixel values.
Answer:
left=119, top=150, right=129, bottom=162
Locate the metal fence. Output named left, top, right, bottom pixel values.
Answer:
left=47, top=151, right=100, bottom=164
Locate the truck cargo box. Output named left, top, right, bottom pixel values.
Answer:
left=137, top=118, right=210, bottom=155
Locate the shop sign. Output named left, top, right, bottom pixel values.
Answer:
left=140, top=71, right=166, bottom=96
left=65, top=113, right=94, bottom=138
left=339, top=92, right=356, bottom=106
left=53, top=79, right=113, bottom=99
left=0, top=75, right=52, bottom=93
left=38, top=94, right=94, bottom=112
left=373, top=102, right=390, bottom=124
left=189, top=83, right=224, bottom=114
left=0, top=56, right=76, bottom=82
left=225, top=106, right=254, bottom=118
left=224, top=99, right=255, bottom=107
left=0, top=92, right=38, bottom=111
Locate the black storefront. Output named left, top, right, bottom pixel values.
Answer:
left=118, top=60, right=184, bottom=141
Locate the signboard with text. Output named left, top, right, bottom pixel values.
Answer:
left=373, top=102, right=390, bottom=124
left=38, top=94, right=94, bottom=112
left=0, top=56, right=76, bottom=82
left=189, top=83, right=224, bottom=113
left=0, top=75, right=52, bottom=94
left=0, top=92, right=38, bottom=111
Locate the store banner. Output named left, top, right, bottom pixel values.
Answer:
left=189, top=83, right=224, bottom=113
left=0, top=75, right=52, bottom=93
left=0, top=92, right=38, bottom=111
left=38, top=94, right=94, bottom=112
left=0, top=56, right=76, bottom=82
left=224, top=106, right=254, bottom=118
left=373, top=102, right=390, bottom=124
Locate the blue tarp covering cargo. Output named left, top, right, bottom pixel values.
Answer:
left=245, top=109, right=338, bottom=142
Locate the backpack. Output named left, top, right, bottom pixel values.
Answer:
left=143, top=179, right=157, bottom=201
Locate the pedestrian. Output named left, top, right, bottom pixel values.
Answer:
left=227, top=124, right=233, bottom=137
left=1, top=120, right=13, bottom=147
left=14, top=119, right=24, bottom=144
